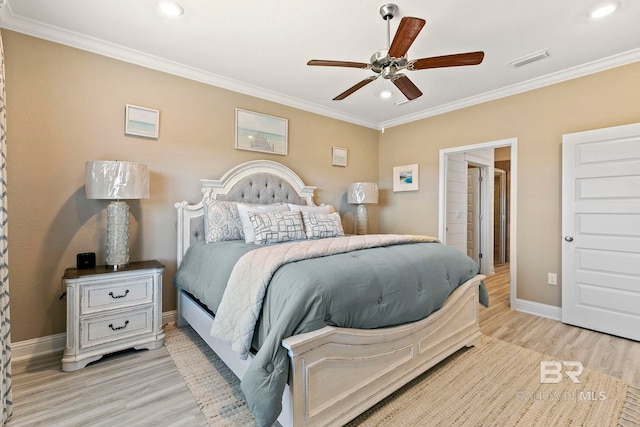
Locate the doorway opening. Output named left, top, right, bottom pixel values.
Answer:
left=439, top=138, right=517, bottom=308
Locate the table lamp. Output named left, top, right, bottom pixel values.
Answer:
left=347, top=182, right=379, bottom=235
left=85, top=161, right=150, bottom=269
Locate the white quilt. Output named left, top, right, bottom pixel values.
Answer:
left=209, top=234, right=439, bottom=359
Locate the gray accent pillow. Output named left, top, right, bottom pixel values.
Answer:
left=249, top=211, right=306, bottom=245
left=302, top=211, right=345, bottom=239
left=203, top=199, right=244, bottom=243
left=237, top=203, right=290, bottom=243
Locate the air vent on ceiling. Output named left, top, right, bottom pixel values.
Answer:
left=509, top=49, right=551, bottom=68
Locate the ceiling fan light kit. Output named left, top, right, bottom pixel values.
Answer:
left=307, top=3, right=485, bottom=101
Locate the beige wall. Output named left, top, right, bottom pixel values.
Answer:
left=379, top=62, right=640, bottom=307
left=3, top=30, right=379, bottom=342
left=5, top=27, right=640, bottom=342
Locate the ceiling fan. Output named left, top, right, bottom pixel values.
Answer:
left=307, top=3, right=485, bottom=101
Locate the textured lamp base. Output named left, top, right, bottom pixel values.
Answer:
left=106, top=201, right=130, bottom=268
left=356, top=204, right=368, bottom=235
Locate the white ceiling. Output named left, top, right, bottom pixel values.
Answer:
left=1, top=0, right=639, bottom=129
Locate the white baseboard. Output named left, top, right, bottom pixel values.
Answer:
left=162, top=309, right=177, bottom=325
left=11, top=310, right=178, bottom=363
left=11, top=332, right=67, bottom=362
left=513, top=298, right=562, bottom=321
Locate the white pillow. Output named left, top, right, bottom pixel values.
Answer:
left=249, top=211, right=306, bottom=245
left=203, top=199, right=243, bottom=242
left=287, top=203, right=335, bottom=214
left=237, top=203, right=290, bottom=243
left=302, top=211, right=345, bottom=239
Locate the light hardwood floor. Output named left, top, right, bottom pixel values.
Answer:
left=480, top=264, right=640, bottom=387
left=7, top=265, right=640, bottom=425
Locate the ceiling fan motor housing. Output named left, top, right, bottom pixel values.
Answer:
left=371, top=49, right=409, bottom=77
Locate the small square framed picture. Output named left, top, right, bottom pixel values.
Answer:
left=393, top=163, right=419, bottom=192
left=125, top=104, right=160, bottom=139
left=332, top=146, right=348, bottom=167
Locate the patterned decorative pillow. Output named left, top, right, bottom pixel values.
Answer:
left=203, top=199, right=244, bottom=243
left=287, top=203, right=335, bottom=214
left=248, top=211, right=306, bottom=245
left=302, top=211, right=344, bottom=239
left=237, top=203, right=290, bottom=243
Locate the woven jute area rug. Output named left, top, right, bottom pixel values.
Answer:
left=164, top=325, right=639, bottom=426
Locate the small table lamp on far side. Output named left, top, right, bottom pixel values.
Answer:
left=85, top=160, right=149, bottom=269
left=347, top=182, right=379, bottom=235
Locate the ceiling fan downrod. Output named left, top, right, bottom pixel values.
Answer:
left=379, top=3, right=398, bottom=49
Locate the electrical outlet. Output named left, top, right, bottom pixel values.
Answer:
left=548, top=273, right=558, bottom=285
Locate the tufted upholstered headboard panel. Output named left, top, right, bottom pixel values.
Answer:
left=187, top=173, right=307, bottom=246
left=217, top=173, right=306, bottom=205
left=175, top=160, right=317, bottom=266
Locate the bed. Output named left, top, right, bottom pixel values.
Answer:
left=174, top=160, right=486, bottom=427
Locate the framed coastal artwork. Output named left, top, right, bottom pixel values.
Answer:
left=125, top=104, right=160, bottom=139
left=332, top=146, right=348, bottom=167
left=235, top=109, right=288, bottom=155
left=393, top=163, right=419, bottom=192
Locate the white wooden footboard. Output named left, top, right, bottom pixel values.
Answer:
left=177, top=274, right=483, bottom=427
left=282, top=274, right=484, bottom=427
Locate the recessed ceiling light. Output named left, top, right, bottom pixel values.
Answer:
left=590, top=2, right=619, bottom=19
left=379, top=90, right=392, bottom=99
left=158, top=0, right=184, bottom=17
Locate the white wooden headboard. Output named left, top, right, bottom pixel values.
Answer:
left=174, top=160, right=317, bottom=266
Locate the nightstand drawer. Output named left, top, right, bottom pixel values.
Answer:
left=80, top=306, right=153, bottom=349
left=81, top=276, right=153, bottom=314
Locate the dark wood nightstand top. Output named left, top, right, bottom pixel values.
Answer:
left=63, top=260, right=165, bottom=279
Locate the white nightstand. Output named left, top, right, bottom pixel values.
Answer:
left=61, top=260, right=165, bottom=372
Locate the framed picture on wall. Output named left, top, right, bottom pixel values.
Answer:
left=332, top=146, right=347, bottom=167
left=393, top=163, right=419, bottom=192
left=235, top=108, right=288, bottom=155
left=125, top=104, right=160, bottom=139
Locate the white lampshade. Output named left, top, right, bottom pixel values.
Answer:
left=347, top=182, right=379, bottom=205
left=86, top=161, right=149, bottom=200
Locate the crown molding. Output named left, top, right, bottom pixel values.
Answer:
left=0, top=8, right=379, bottom=130
left=380, top=47, right=640, bottom=129
left=2, top=6, right=638, bottom=132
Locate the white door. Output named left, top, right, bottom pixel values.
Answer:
left=467, top=167, right=481, bottom=263
left=562, top=122, right=640, bottom=341
left=445, top=153, right=467, bottom=254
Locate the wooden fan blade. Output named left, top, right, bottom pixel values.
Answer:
left=333, top=77, right=378, bottom=101
left=307, top=60, right=370, bottom=69
left=388, top=17, right=426, bottom=58
left=410, top=51, right=485, bottom=70
left=392, top=74, right=423, bottom=100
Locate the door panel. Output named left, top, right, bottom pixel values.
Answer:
left=467, top=168, right=480, bottom=263
left=562, top=123, right=640, bottom=341
left=445, top=154, right=467, bottom=254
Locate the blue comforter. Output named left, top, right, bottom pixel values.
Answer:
left=175, top=239, right=484, bottom=426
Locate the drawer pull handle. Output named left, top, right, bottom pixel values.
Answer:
left=108, top=290, right=130, bottom=299
left=108, top=320, right=129, bottom=331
